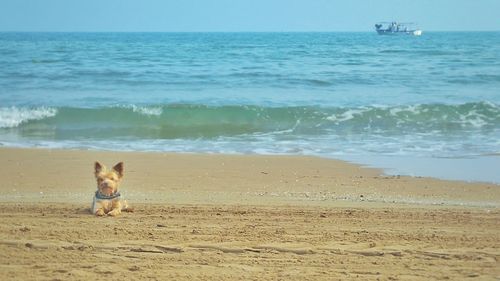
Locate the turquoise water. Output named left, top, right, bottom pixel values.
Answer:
left=1, top=32, right=499, bottom=182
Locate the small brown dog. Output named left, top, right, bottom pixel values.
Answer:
left=92, top=161, right=132, bottom=216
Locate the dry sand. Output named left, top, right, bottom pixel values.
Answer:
left=0, top=147, right=499, bottom=280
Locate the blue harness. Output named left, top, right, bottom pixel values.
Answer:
left=95, top=191, right=121, bottom=200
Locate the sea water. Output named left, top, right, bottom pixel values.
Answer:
left=1, top=32, right=499, bottom=182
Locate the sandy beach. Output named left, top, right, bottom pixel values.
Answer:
left=0, top=147, right=499, bottom=280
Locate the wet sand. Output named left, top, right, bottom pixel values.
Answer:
left=0, top=148, right=499, bottom=280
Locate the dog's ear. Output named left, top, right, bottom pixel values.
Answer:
left=112, top=162, right=124, bottom=178
left=94, top=161, right=104, bottom=176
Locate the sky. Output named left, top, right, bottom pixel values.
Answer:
left=0, top=0, right=499, bottom=32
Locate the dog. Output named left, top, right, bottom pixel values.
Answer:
left=91, top=161, right=132, bottom=216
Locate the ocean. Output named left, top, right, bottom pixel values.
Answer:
left=1, top=32, right=499, bottom=182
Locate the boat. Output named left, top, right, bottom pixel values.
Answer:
left=375, top=22, right=422, bottom=36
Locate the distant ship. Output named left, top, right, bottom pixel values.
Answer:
left=375, top=22, right=422, bottom=36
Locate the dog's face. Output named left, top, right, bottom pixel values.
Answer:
left=94, top=161, right=124, bottom=196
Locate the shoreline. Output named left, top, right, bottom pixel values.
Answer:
left=2, top=141, right=499, bottom=184
left=337, top=154, right=500, bottom=185
left=0, top=147, right=498, bottom=208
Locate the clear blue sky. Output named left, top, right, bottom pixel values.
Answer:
left=1, top=0, right=499, bottom=32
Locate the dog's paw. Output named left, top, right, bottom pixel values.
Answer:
left=107, top=209, right=121, bottom=217
left=95, top=209, right=105, bottom=216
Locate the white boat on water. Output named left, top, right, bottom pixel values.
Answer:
left=375, top=22, right=422, bottom=36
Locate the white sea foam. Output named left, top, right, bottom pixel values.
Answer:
left=325, top=108, right=367, bottom=123
left=0, top=107, right=57, bottom=128
left=130, top=105, right=163, bottom=116
left=460, top=110, right=488, bottom=128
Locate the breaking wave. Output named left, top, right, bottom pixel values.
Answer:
left=0, top=107, right=58, bottom=128
left=1, top=102, right=498, bottom=139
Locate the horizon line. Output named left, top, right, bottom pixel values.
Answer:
left=1, top=30, right=500, bottom=33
